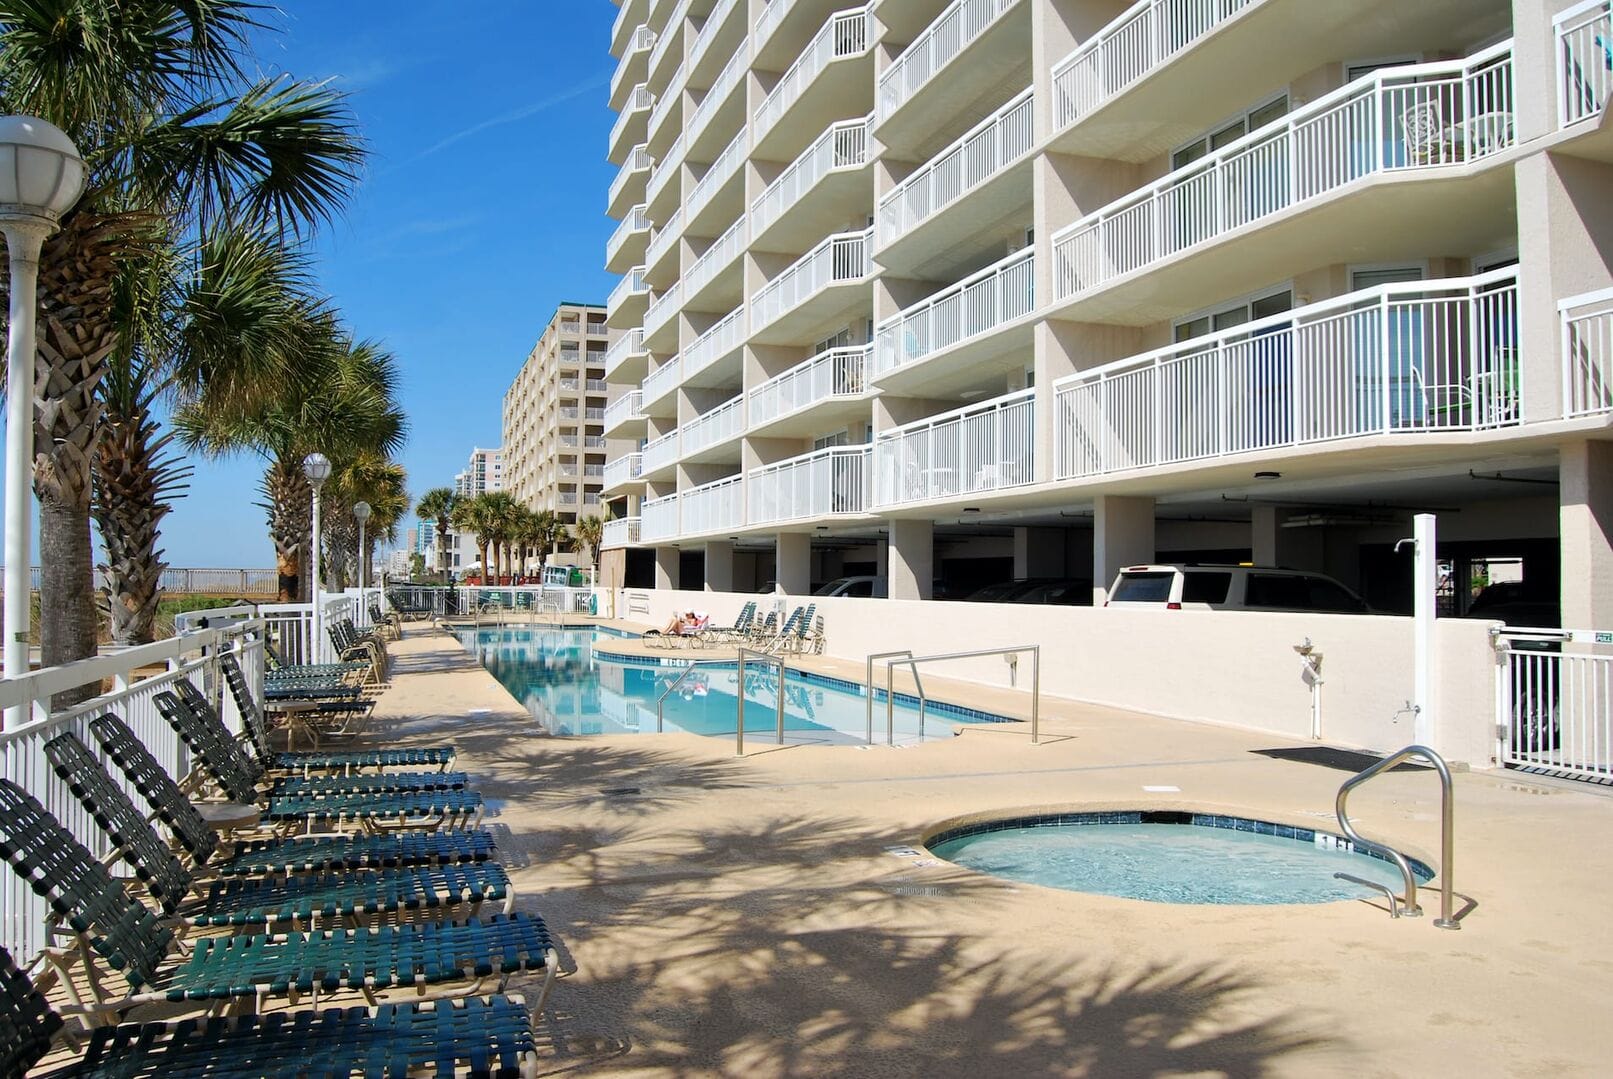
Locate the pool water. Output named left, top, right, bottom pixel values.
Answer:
left=457, top=626, right=996, bottom=745
left=929, top=817, right=1431, bottom=905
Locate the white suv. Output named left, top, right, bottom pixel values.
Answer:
left=1105, top=564, right=1371, bottom=613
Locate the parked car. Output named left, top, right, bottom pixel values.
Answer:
left=1105, top=564, right=1371, bottom=613
left=964, top=578, right=1092, bottom=605
left=814, top=575, right=888, bottom=598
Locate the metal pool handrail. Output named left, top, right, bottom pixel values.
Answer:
left=868, top=645, right=1041, bottom=746
left=735, top=648, right=787, bottom=756
left=864, top=650, right=923, bottom=744
left=1335, top=743, right=1458, bottom=929
left=656, top=659, right=723, bottom=732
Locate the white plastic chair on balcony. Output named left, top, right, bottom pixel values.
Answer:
left=1399, top=102, right=1456, bottom=165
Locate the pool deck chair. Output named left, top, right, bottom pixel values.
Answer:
left=44, top=731, right=513, bottom=932
left=0, top=780, right=558, bottom=1019
left=89, top=713, right=499, bottom=879
left=708, top=602, right=756, bottom=643
left=0, top=944, right=542, bottom=1079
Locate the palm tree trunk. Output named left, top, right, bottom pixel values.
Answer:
left=91, top=399, right=187, bottom=646
left=435, top=515, right=450, bottom=579
left=264, top=459, right=311, bottom=602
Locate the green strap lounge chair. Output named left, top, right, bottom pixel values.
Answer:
left=264, top=638, right=370, bottom=681
left=44, top=732, right=512, bottom=931
left=708, top=601, right=756, bottom=643
left=0, top=943, right=541, bottom=1078
left=0, top=781, right=557, bottom=1018
left=88, top=714, right=497, bottom=878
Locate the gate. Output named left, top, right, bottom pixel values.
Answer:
left=1495, top=627, right=1613, bottom=782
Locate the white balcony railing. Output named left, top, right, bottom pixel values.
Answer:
left=754, top=6, right=872, bottom=141
left=680, top=474, right=745, bottom=535
left=587, top=377, right=608, bottom=390
left=607, top=204, right=651, bottom=263
left=559, top=492, right=579, bottom=505
left=879, top=88, right=1032, bottom=246
left=1054, top=270, right=1522, bottom=479
left=585, top=436, right=608, bottom=448
left=755, top=0, right=795, bottom=52
left=1557, top=0, right=1613, bottom=126
left=1051, top=44, right=1516, bottom=303
left=753, top=116, right=871, bottom=236
left=603, top=516, right=643, bottom=548
left=878, top=0, right=1017, bottom=122
left=603, top=453, right=645, bottom=489
left=683, top=305, right=746, bottom=381
left=585, top=406, right=607, bottom=420
left=560, top=406, right=580, bottom=420
left=584, top=464, right=606, bottom=477
left=691, top=0, right=742, bottom=73
left=748, top=446, right=870, bottom=524
left=558, top=377, right=580, bottom=392
left=687, top=126, right=748, bottom=220
left=1051, top=0, right=1254, bottom=131
left=611, top=24, right=658, bottom=101
left=610, top=84, right=655, bottom=150
left=643, top=355, right=683, bottom=406
left=584, top=494, right=602, bottom=507
left=681, top=395, right=746, bottom=457
left=648, top=0, right=688, bottom=67
left=646, top=205, right=683, bottom=268
left=1564, top=284, right=1613, bottom=418
left=648, top=57, right=687, bottom=138
left=752, top=228, right=872, bottom=331
left=873, top=388, right=1034, bottom=507
left=642, top=494, right=680, bottom=542
left=609, top=144, right=654, bottom=209
left=874, top=248, right=1033, bottom=375
left=643, top=429, right=681, bottom=475
left=748, top=345, right=870, bottom=427
left=647, top=132, right=685, bottom=204
left=684, top=216, right=746, bottom=299
left=604, top=328, right=646, bottom=377
left=689, top=44, right=747, bottom=145
left=644, top=280, right=683, bottom=338
left=606, top=266, right=648, bottom=318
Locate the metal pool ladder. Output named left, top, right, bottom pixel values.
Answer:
left=655, top=650, right=788, bottom=755
left=1333, top=743, right=1459, bottom=929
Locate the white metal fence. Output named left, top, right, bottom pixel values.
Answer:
left=1562, top=285, right=1613, bottom=418
left=642, top=493, right=681, bottom=542
left=610, top=84, right=654, bottom=152
left=603, top=391, right=645, bottom=434
left=684, top=305, right=747, bottom=381
left=647, top=58, right=685, bottom=141
left=874, top=248, right=1034, bottom=375
left=605, top=328, right=646, bottom=377
left=752, top=116, right=871, bottom=236
left=879, top=0, right=1019, bottom=121
left=748, top=446, right=870, bottom=524
left=1051, top=43, right=1515, bottom=303
left=1497, top=631, right=1613, bottom=783
left=609, top=144, right=654, bottom=211
left=755, top=5, right=872, bottom=140
left=879, top=87, right=1034, bottom=246
left=752, top=229, right=873, bottom=331
left=688, top=129, right=747, bottom=221
left=1054, top=270, right=1520, bottom=479
left=607, top=204, right=650, bottom=265
left=603, top=517, right=643, bottom=549
left=642, top=430, right=681, bottom=476
left=680, top=475, right=745, bottom=536
left=642, top=355, right=682, bottom=408
left=1050, top=0, right=1255, bottom=130
left=873, top=389, right=1035, bottom=507
left=607, top=265, right=648, bottom=319
left=643, top=280, right=683, bottom=339
left=689, top=46, right=747, bottom=145
left=748, top=345, right=870, bottom=427
left=683, top=215, right=746, bottom=299
left=0, top=619, right=265, bottom=966
left=1556, top=0, right=1613, bottom=127
left=690, top=0, right=740, bottom=71
left=645, top=206, right=682, bottom=268
left=681, top=395, right=747, bottom=457
left=647, top=131, right=685, bottom=204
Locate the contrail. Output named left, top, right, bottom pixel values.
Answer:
left=416, top=71, right=612, bottom=159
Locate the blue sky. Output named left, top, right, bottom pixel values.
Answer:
left=168, top=1, right=622, bottom=564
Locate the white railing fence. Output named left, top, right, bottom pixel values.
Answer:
left=645, top=206, right=683, bottom=268
left=684, top=305, right=747, bottom=380
left=607, top=266, right=648, bottom=316
left=683, top=215, right=746, bottom=299
left=681, top=396, right=747, bottom=457
left=749, top=345, right=870, bottom=426
left=688, top=128, right=748, bottom=219
left=603, top=516, right=644, bottom=549
left=755, top=5, right=872, bottom=139
left=689, top=46, right=747, bottom=144
left=0, top=619, right=265, bottom=966
left=606, top=329, right=647, bottom=378
left=753, top=229, right=872, bottom=330
left=1556, top=0, right=1613, bottom=127
left=604, top=391, right=646, bottom=432
left=643, top=429, right=681, bottom=475
left=610, top=84, right=655, bottom=151
left=643, top=281, right=683, bottom=338
left=879, top=0, right=1018, bottom=121
left=874, top=389, right=1035, bottom=506
left=875, top=248, right=1033, bottom=375
left=753, top=116, right=871, bottom=236
left=1052, top=44, right=1515, bottom=302
left=748, top=446, right=870, bottom=524
left=647, top=131, right=685, bottom=204
left=1563, top=285, right=1613, bottom=417
left=1051, top=0, right=1255, bottom=130
left=642, top=493, right=681, bottom=542
left=1055, top=270, right=1521, bottom=479
left=680, top=475, right=745, bottom=535
left=1498, top=635, right=1613, bottom=783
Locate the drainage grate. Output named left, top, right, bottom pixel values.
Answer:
left=1252, top=747, right=1427, bottom=773
left=599, top=786, right=642, bottom=797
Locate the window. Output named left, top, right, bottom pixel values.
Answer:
left=1181, top=571, right=1232, bottom=604
left=1174, top=289, right=1293, bottom=342
left=813, top=430, right=851, bottom=450
left=815, top=327, right=852, bottom=353
left=1172, top=95, right=1289, bottom=170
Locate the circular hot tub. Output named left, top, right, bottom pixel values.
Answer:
left=926, top=810, right=1433, bottom=905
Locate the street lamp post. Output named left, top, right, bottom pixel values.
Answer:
left=0, top=116, right=86, bottom=730
left=353, top=501, right=371, bottom=620
left=303, top=453, right=331, bottom=663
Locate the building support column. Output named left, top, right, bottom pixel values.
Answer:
left=776, top=532, right=811, bottom=595
left=1014, top=526, right=1063, bottom=579
left=1560, top=439, right=1613, bottom=629
left=889, top=518, right=933, bottom=600
left=1092, top=495, right=1154, bottom=603
left=704, top=540, right=735, bottom=592
left=654, top=547, right=680, bottom=591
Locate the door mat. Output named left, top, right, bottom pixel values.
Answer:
left=1252, top=746, right=1428, bottom=773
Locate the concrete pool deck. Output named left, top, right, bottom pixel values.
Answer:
left=378, top=622, right=1613, bottom=1076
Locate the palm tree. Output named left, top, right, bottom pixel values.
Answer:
left=323, top=454, right=407, bottom=590
left=0, top=0, right=366, bottom=671
left=530, top=509, right=562, bottom=570
left=451, top=494, right=495, bottom=583
left=415, top=487, right=458, bottom=580
left=571, top=515, right=605, bottom=569
left=477, top=492, right=521, bottom=584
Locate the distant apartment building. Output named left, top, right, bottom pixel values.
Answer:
left=501, top=303, right=620, bottom=528
left=448, top=447, right=503, bottom=572
left=598, top=0, right=1613, bottom=625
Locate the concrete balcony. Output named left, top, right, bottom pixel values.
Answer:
left=750, top=228, right=873, bottom=344
left=1048, top=44, right=1516, bottom=327
left=755, top=0, right=852, bottom=68
left=646, top=57, right=685, bottom=154
left=748, top=445, right=870, bottom=526
left=876, top=87, right=1032, bottom=277
left=1052, top=270, right=1522, bottom=481
left=610, top=0, right=649, bottom=56
left=689, top=0, right=746, bottom=87
left=608, top=84, right=654, bottom=165
left=609, top=24, right=657, bottom=110
left=605, top=328, right=649, bottom=383
left=645, top=205, right=683, bottom=283
left=585, top=407, right=608, bottom=421
left=643, top=280, right=683, bottom=352
left=686, top=127, right=748, bottom=237
left=680, top=395, right=746, bottom=464
left=747, top=344, right=870, bottom=436
left=679, top=474, right=745, bottom=538
left=642, top=356, right=683, bottom=415
left=602, top=453, right=645, bottom=495
left=873, top=247, right=1033, bottom=397
left=607, top=144, right=653, bottom=219
left=872, top=387, right=1034, bottom=510
left=751, top=116, right=872, bottom=252
left=683, top=216, right=746, bottom=314
left=645, top=131, right=685, bottom=221
left=606, top=266, right=649, bottom=328
left=876, top=0, right=1027, bottom=157
left=753, top=5, right=874, bottom=162
left=646, top=0, right=688, bottom=88
left=606, top=204, right=652, bottom=273
left=602, top=516, right=642, bottom=549
left=687, top=44, right=748, bottom=162
left=1565, top=285, right=1613, bottom=419
left=1559, top=0, right=1613, bottom=129
left=641, top=493, right=680, bottom=542
left=682, top=305, right=746, bottom=388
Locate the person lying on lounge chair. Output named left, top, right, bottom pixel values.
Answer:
left=661, top=611, right=698, bottom=635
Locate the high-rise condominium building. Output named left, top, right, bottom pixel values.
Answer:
left=601, top=0, right=1613, bottom=626
left=502, top=303, right=619, bottom=525
left=448, top=447, right=503, bottom=571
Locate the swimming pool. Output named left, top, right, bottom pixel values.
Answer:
left=457, top=626, right=1005, bottom=745
left=927, top=811, right=1433, bottom=905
